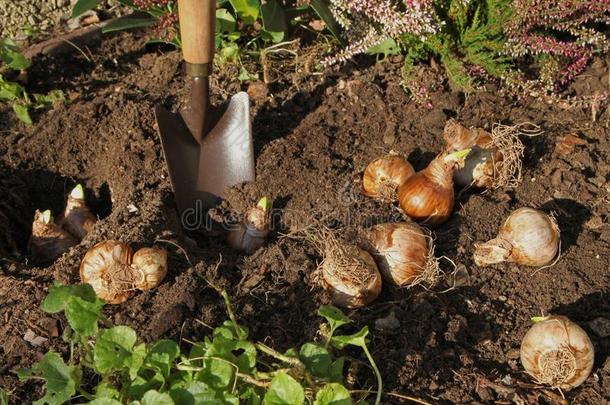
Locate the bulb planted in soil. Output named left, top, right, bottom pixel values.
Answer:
left=29, top=209, right=78, bottom=264
left=227, top=197, right=271, bottom=254
left=61, top=184, right=97, bottom=240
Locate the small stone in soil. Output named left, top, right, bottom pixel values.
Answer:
left=24, top=329, right=47, bottom=346
left=374, top=311, right=400, bottom=333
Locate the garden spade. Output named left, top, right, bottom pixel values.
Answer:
left=155, top=0, right=254, bottom=223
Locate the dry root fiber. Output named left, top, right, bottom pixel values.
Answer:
left=444, top=120, right=542, bottom=189
left=306, top=226, right=382, bottom=308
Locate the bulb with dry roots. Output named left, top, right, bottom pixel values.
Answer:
left=311, top=229, right=382, bottom=309
left=362, top=153, right=414, bottom=201
left=365, top=222, right=440, bottom=287
left=29, top=209, right=78, bottom=264
left=61, top=184, right=97, bottom=240
left=80, top=240, right=136, bottom=304
left=398, top=149, right=470, bottom=226
left=80, top=240, right=168, bottom=304
left=520, top=315, right=594, bottom=390
left=443, top=119, right=541, bottom=189
left=227, top=197, right=271, bottom=254
left=474, top=207, right=560, bottom=267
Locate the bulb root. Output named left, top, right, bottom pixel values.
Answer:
left=537, top=347, right=577, bottom=388
left=488, top=123, right=542, bottom=189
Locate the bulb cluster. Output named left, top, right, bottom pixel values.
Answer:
left=357, top=118, right=591, bottom=392
left=28, top=184, right=97, bottom=264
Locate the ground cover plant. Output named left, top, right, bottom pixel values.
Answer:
left=15, top=283, right=381, bottom=404
left=0, top=38, right=64, bottom=124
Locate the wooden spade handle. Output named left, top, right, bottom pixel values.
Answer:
left=178, top=0, right=215, bottom=73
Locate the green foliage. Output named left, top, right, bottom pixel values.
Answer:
left=394, top=0, right=512, bottom=93
left=0, top=387, right=8, bottom=405
left=17, top=284, right=383, bottom=404
left=0, top=40, right=66, bottom=124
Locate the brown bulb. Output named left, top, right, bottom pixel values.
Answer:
left=61, top=184, right=97, bottom=240
left=398, top=153, right=459, bottom=226
left=366, top=222, right=439, bottom=287
left=132, top=247, right=168, bottom=291
left=362, top=154, right=414, bottom=201
left=29, top=209, right=78, bottom=264
left=80, top=240, right=135, bottom=304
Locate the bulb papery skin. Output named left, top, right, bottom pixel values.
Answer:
left=62, top=192, right=97, bottom=240
left=362, top=155, right=415, bottom=201
left=132, top=247, right=168, bottom=291
left=367, top=222, right=432, bottom=286
left=443, top=119, right=492, bottom=151
left=321, top=246, right=382, bottom=308
left=227, top=205, right=270, bottom=254
left=444, top=119, right=500, bottom=189
left=398, top=156, right=455, bottom=226
left=80, top=240, right=135, bottom=304
left=454, top=147, right=498, bottom=188
left=520, top=316, right=594, bottom=390
left=29, top=209, right=78, bottom=264
left=474, top=208, right=560, bottom=266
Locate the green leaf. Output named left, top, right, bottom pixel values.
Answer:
left=27, top=352, right=76, bottom=405
left=72, top=0, right=103, bottom=17
left=263, top=372, right=304, bottom=405
left=0, top=39, right=30, bottom=70
left=228, top=0, right=259, bottom=25
left=0, top=387, right=8, bottom=405
left=128, top=372, right=165, bottom=399
left=12, top=104, right=32, bottom=125
left=318, top=306, right=351, bottom=335
left=94, top=326, right=138, bottom=373
left=141, top=390, right=175, bottom=405
left=32, top=90, right=65, bottom=109
left=196, top=357, right=235, bottom=390
left=0, top=78, right=26, bottom=101
left=331, top=327, right=369, bottom=350
left=41, top=283, right=100, bottom=313
left=170, top=381, right=239, bottom=405
left=314, top=383, right=352, bottom=405
left=41, top=284, right=104, bottom=337
left=89, top=399, right=123, bottom=405
left=64, top=296, right=104, bottom=337
left=366, top=38, right=400, bottom=58
left=102, top=17, right=157, bottom=34
left=309, top=0, right=344, bottom=44
left=261, top=0, right=287, bottom=43
left=299, top=343, right=333, bottom=379
left=94, top=382, right=121, bottom=399
left=145, top=340, right=180, bottom=378
left=216, top=9, right=237, bottom=33
left=238, top=66, right=258, bottom=82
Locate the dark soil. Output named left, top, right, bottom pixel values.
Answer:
left=1, top=31, right=609, bottom=404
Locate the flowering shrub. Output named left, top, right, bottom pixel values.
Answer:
left=325, top=0, right=609, bottom=98
left=324, top=0, right=438, bottom=64
left=505, top=0, right=610, bottom=91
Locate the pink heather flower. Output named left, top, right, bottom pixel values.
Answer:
left=323, top=0, right=438, bottom=65
left=505, top=0, right=609, bottom=89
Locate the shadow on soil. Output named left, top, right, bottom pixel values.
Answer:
left=0, top=163, right=112, bottom=258
left=551, top=291, right=610, bottom=369
left=540, top=198, right=591, bottom=251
